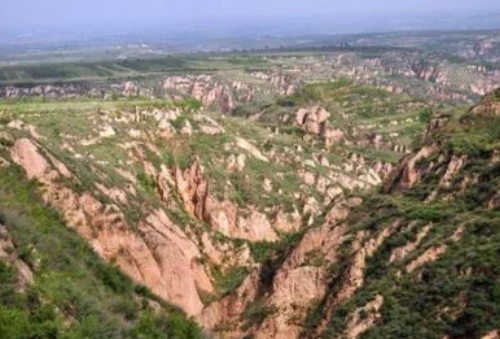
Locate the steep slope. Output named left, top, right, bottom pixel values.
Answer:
left=0, top=81, right=400, bottom=319
left=0, top=165, right=203, bottom=338
left=197, top=88, right=500, bottom=339
left=312, top=87, right=500, bottom=339
left=1, top=75, right=498, bottom=339
left=0, top=77, right=430, bottom=334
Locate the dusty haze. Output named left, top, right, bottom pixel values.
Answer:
left=2, top=0, right=500, bottom=28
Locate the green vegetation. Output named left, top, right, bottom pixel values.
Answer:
left=448, top=114, right=500, bottom=155
left=214, top=266, right=250, bottom=297
left=0, top=56, right=272, bottom=85
left=0, top=57, right=188, bottom=84
left=249, top=231, right=304, bottom=265
left=276, top=79, right=354, bottom=107
left=227, top=56, right=266, bottom=67
left=241, top=301, right=277, bottom=330
left=494, top=88, right=500, bottom=99
left=303, top=99, right=500, bottom=339
left=1, top=38, right=499, bottom=339
left=359, top=216, right=500, bottom=339
left=0, top=165, right=203, bottom=339
left=0, top=97, right=202, bottom=114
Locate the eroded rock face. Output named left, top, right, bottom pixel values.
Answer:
left=384, top=144, right=438, bottom=192
left=163, top=75, right=237, bottom=113
left=2, top=81, right=154, bottom=99
left=308, top=219, right=399, bottom=338
left=390, top=223, right=432, bottom=263
left=255, top=266, right=327, bottom=339
left=270, top=73, right=299, bottom=96
left=426, top=155, right=466, bottom=202
left=251, top=72, right=300, bottom=96
left=200, top=197, right=360, bottom=339
left=4, top=54, right=500, bottom=339
left=426, top=115, right=451, bottom=136
left=411, top=62, right=442, bottom=82
left=337, top=221, right=396, bottom=303
left=172, top=161, right=278, bottom=242
left=227, top=154, right=247, bottom=172
left=295, top=106, right=345, bottom=146
left=407, top=245, right=448, bottom=273
left=139, top=209, right=214, bottom=312
left=470, top=91, right=500, bottom=116
left=237, top=211, right=279, bottom=242
left=201, top=232, right=254, bottom=270
left=10, top=138, right=213, bottom=316
left=482, top=330, right=500, bottom=339
left=273, top=209, right=301, bottom=233
left=161, top=72, right=301, bottom=114
left=174, top=161, right=210, bottom=219
left=10, top=139, right=57, bottom=180
left=0, top=226, right=33, bottom=291
left=199, top=269, right=262, bottom=338
left=4, top=120, right=438, bottom=338
left=235, top=137, right=269, bottom=162
left=345, top=295, right=384, bottom=339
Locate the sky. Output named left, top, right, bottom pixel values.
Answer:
left=2, top=0, right=500, bottom=29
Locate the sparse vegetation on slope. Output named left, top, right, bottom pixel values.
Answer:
left=0, top=166, right=203, bottom=339
left=1, top=39, right=500, bottom=339
left=299, top=91, right=500, bottom=339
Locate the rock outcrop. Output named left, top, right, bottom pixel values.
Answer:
left=0, top=226, right=33, bottom=290
left=163, top=75, right=241, bottom=113
left=384, top=144, right=438, bottom=193
left=344, top=295, right=384, bottom=339
left=200, top=197, right=361, bottom=339
left=171, top=161, right=278, bottom=242
left=470, top=89, right=500, bottom=116
left=10, top=138, right=213, bottom=316
left=295, top=106, right=345, bottom=146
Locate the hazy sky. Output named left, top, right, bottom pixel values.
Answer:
left=2, top=0, right=500, bottom=28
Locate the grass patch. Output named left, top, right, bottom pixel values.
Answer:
left=0, top=165, right=203, bottom=339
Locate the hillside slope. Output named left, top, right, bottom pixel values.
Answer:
left=0, top=74, right=499, bottom=339
left=302, top=87, right=500, bottom=339
left=203, top=88, right=500, bottom=339
left=0, top=80, right=411, bottom=317
left=0, top=165, right=204, bottom=338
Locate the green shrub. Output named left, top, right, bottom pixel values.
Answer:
left=0, top=166, right=203, bottom=339
left=0, top=305, right=31, bottom=339
left=418, top=107, right=433, bottom=124
left=90, top=261, right=134, bottom=295
left=215, top=266, right=250, bottom=296
left=242, top=301, right=277, bottom=329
